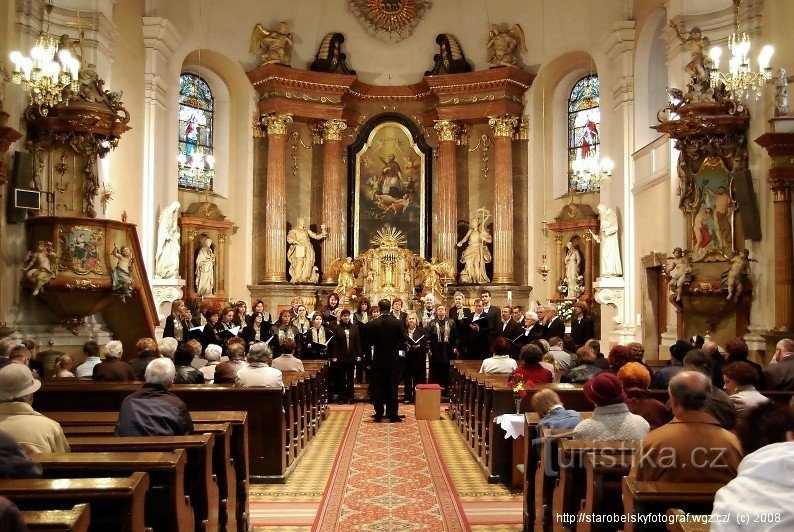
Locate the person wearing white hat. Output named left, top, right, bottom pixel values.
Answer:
left=0, top=364, right=70, bottom=455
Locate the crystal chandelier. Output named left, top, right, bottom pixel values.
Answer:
left=708, top=0, right=774, bottom=100
left=9, top=1, right=81, bottom=115
left=570, top=155, right=614, bottom=191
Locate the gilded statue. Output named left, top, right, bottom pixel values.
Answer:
left=724, top=249, right=752, bottom=302
left=457, top=208, right=492, bottom=284
left=111, top=244, right=134, bottom=302
left=250, top=22, right=294, bottom=66
left=287, top=218, right=327, bottom=284
left=419, top=257, right=454, bottom=298
left=486, top=24, right=527, bottom=67
left=665, top=247, right=693, bottom=302
left=329, top=257, right=361, bottom=300
left=23, top=240, right=57, bottom=296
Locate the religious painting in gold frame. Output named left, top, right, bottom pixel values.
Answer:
left=350, top=116, right=430, bottom=258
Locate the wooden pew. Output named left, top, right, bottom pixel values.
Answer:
left=194, top=422, right=237, bottom=532
left=578, top=452, right=634, bottom=532
left=0, top=473, right=148, bottom=532
left=665, top=509, right=710, bottom=532
left=534, top=428, right=575, bottom=528
left=66, top=434, right=218, bottom=532
left=22, top=504, right=90, bottom=532
left=622, top=478, right=724, bottom=532
left=32, top=451, right=194, bottom=532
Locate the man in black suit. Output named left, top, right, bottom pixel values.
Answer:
left=543, top=304, right=566, bottom=340
left=492, top=305, right=523, bottom=357
left=480, top=290, right=501, bottom=332
left=466, top=298, right=491, bottom=360
left=368, top=299, right=407, bottom=422
left=570, top=301, right=595, bottom=348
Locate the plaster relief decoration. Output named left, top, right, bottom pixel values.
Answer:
left=59, top=227, right=103, bottom=275
left=486, top=24, right=527, bottom=67
left=23, top=240, right=57, bottom=296
left=195, top=236, right=216, bottom=297
left=287, top=217, right=327, bottom=284
left=724, top=248, right=752, bottom=302
left=457, top=207, right=493, bottom=285
left=348, top=0, right=431, bottom=43
left=154, top=201, right=181, bottom=279
left=111, top=244, right=133, bottom=302
left=589, top=204, right=622, bottom=278
left=250, top=22, right=294, bottom=66
left=425, top=34, right=472, bottom=76
left=310, top=33, right=356, bottom=75
left=665, top=247, right=693, bottom=302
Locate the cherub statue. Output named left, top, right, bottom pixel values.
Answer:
left=724, top=249, right=752, bottom=302
left=486, top=24, right=527, bottom=67
left=774, top=68, right=789, bottom=117
left=23, top=240, right=57, bottom=296
left=665, top=247, right=693, bottom=302
left=329, top=257, right=361, bottom=300
left=111, top=244, right=134, bottom=302
left=669, top=23, right=710, bottom=87
left=420, top=257, right=454, bottom=298
left=250, top=21, right=294, bottom=66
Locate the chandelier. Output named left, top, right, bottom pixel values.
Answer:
left=708, top=0, right=774, bottom=100
left=570, top=155, right=614, bottom=191
left=9, top=1, right=81, bottom=115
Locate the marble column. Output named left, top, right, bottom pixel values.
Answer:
left=434, top=120, right=459, bottom=272
left=489, top=115, right=519, bottom=284
left=321, top=119, right=348, bottom=284
left=583, top=231, right=594, bottom=300
left=185, top=230, right=197, bottom=299
left=262, top=113, right=293, bottom=283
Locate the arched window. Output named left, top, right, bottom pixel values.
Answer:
left=567, top=75, right=600, bottom=193
left=178, top=73, right=215, bottom=191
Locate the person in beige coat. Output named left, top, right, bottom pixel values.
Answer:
left=0, top=364, right=69, bottom=455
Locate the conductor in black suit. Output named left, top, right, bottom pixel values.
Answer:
left=570, top=301, right=595, bottom=348
left=368, top=299, right=407, bottom=422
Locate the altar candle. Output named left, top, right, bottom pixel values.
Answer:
left=507, top=290, right=512, bottom=301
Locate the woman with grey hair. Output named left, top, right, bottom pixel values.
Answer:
left=235, top=343, right=283, bottom=389
left=200, top=345, right=222, bottom=383
left=157, top=337, right=178, bottom=360
left=92, top=341, right=135, bottom=381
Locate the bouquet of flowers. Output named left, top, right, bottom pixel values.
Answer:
left=507, top=377, right=529, bottom=414
left=557, top=300, right=574, bottom=323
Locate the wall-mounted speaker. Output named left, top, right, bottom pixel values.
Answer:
left=7, top=151, right=35, bottom=224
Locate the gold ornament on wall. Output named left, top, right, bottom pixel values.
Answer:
left=348, top=0, right=432, bottom=43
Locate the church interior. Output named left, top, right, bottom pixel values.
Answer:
left=0, top=0, right=793, bottom=530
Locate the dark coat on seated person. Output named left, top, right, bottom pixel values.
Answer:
left=128, top=353, right=160, bottom=381
left=0, top=496, right=26, bottom=532
left=92, top=358, right=136, bottom=382
left=624, top=387, right=672, bottom=430
left=174, top=364, right=204, bottom=385
left=116, top=383, right=193, bottom=437
left=763, top=354, right=794, bottom=391
left=0, top=429, right=42, bottom=479
left=561, top=362, right=603, bottom=384
left=213, top=359, right=249, bottom=383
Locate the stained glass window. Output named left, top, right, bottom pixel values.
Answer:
left=568, top=75, right=601, bottom=193
left=178, top=73, right=215, bottom=191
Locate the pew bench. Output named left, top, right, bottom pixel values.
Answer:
left=578, top=452, right=634, bottom=532
left=21, top=504, right=90, bottom=532
left=665, top=509, right=710, bottom=532
left=622, top=478, right=724, bottom=532
left=0, top=473, right=148, bottom=532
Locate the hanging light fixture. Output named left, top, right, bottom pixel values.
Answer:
left=570, top=156, right=614, bottom=192
left=9, top=1, right=81, bottom=115
left=708, top=0, right=774, bottom=101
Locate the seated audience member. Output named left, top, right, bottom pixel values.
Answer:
left=187, top=339, right=208, bottom=370
left=722, top=360, right=770, bottom=413
left=606, top=345, right=634, bottom=375
left=710, top=402, right=794, bottom=531
left=6, top=346, right=38, bottom=380
left=0, top=496, right=27, bottom=532
left=683, top=350, right=737, bottom=429
left=0, top=428, right=42, bottom=479
left=573, top=373, right=650, bottom=441
left=586, top=339, right=609, bottom=370
left=0, top=364, right=70, bottom=454
left=93, top=340, right=135, bottom=381
left=173, top=344, right=204, bottom=385
left=690, top=334, right=705, bottom=349
left=633, top=371, right=742, bottom=482
left=52, top=354, right=75, bottom=378
left=157, top=337, right=178, bottom=360
left=235, top=343, right=284, bottom=389
left=764, top=338, right=794, bottom=391
left=116, top=358, right=193, bottom=437
left=510, top=344, right=553, bottom=385
left=214, top=342, right=249, bottom=383
left=200, top=344, right=223, bottom=383
left=650, top=339, right=690, bottom=389
left=626, top=341, right=654, bottom=377
left=561, top=345, right=603, bottom=384
left=20, top=340, right=44, bottom=379
left=75, top=341, right=101, bottom=378
left=531, top=388, right=581, bottom=430
left=617, top=362, right=671, bottom=430
left=480, top=337, right=518, bottom=374
left=725, top=337, right=765, bottom=388
left=271, top=339, right=305, bottom=373
left=702, top=340, right=725, bottom=389
left=547, top=336, right=572, bottom=371
left=129, top=338, right=160, bottom=380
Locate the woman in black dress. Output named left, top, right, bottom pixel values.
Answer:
left=320, top=293, right=340, bottom=326
left=304, top=314, right=333, bottom=360
left=163, top=299, right=191, bottom=343
left=240, top=312, right=269, bottom=349
left=201, top=309, right=222, bottom=351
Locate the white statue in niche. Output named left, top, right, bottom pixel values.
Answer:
left=287, top=217, right=327, bottom=283
left=457, top=208, right=492, bottom=284
left=564, top=241, right=583, bottom=297
left=195, top=236, right=216, bottom=296
left=154, top=201, right=181, bottom=279
left=589, top=204, right=623, bottom=277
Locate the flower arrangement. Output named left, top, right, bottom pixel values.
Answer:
left=557, top=275, right=584, bottom=298
left=557, top=300, right=574, bottom=324
left=507, top=377, right=529, bottom=414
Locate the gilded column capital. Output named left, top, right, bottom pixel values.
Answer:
left=217, top=233, right=228, bottom=244
left=310, top=122, right=325, bottom=145
left=772, top=184, right=792, bottom=202
left=434, top=120, right=459, bottom=143
left=514, top=116, right=530, bottom=141
left=252, top=114, right=267, bottom=138
left=488, top=115, right=519, bottom=138
left=264, top=113, right=294, bottom=136
left=323, top=119, right=347, bottom=141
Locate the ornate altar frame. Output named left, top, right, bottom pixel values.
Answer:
left=547, top=203, right=599, bottom=303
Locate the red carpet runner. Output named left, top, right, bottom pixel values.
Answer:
left=313, top=404, right=470, bottom=531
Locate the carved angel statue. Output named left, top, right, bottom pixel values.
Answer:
left=486, top=24, right=527, bottom=67
left=669, top=23, right=710, bottom=86
left=154, top=201, right=181, bottom=279
left=419, top=257, right=454, bottom=298
left=111, top=244, right=134, bottom=302
left=724, top=249, right=752, bottom=302
left=589, top=204, right=623, bottom=278
left=287, top=218, right=327, bottom=284
left=250, top=21, right=294, bottom=66
left=775, top=68, right=789, bottom=117
left=665, top=247, right=693, bottom=302
left=329, top=257, right=361, bottom=299
left=23, top=240, right=57, bottom=296
left=457, top=208, right=493, bottom=284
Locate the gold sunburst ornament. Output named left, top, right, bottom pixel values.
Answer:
left=370, top=225, right=407, bottom=249
left=349, top=0, right=431, bottom=43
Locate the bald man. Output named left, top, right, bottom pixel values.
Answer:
left=632, top=371, right=742, bottom=483
left=764, top=338, right=794, bottom=391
